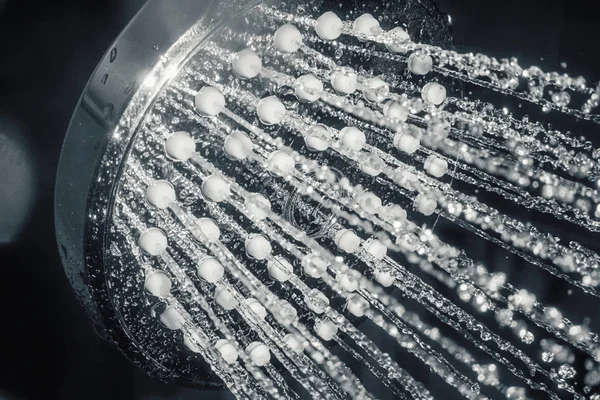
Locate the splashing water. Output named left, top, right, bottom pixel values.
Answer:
left=99, top=2, right=600, bottom=400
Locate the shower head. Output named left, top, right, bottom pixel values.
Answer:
left=55, top=0, right=600, bottom=398
left=55, top=0, right=453, bottom=389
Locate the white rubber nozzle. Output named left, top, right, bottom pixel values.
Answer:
left=304, top=289, right=330, bottom=314
left=424, top=155, right=449, bottom=178
left=365, top=239, right=388, bottom=260
left=192, top=218, right=221, bottom=243
left=315, top=11, right=343, bottom=40
left=224, top=130, right=254, bottom=160
left=304, top=124, right=331, bottom=152
left=359, top=154, right=383, bottom=177
left=414, top=193, right=437, bottom=216
left=385, top=27, right=411, bottom=53
left=393, top=133, right=420, bottom=154
left=381, top=204, right=408, bottom=222
left=335, top=229, right=361, bottom=254
left=160, top=306, right=185, bottom=330
left=201, top=175, right=231, bottom=202
left=243, top=298, right=267, bottom=320
left=257, top=96, right=286, bottom=125
left=144, top=270, right=172, bottom=297
left=272, top=300, right=298, bottom=326
left=146, top=180, right=176, bottom=209
left=165, top=131, right=195, bottom=161
left=374, top=269, right=397, bottom=287
left=336, top=271, right=359, bottom=292
left=356, top=191, right=382, bottom=214
left=215, top=339, right=238, bottom=364
left=294, top=74, right=324, bottom=103
left=194, top=86, right=226, bottom=116
left=197, top=257, right=225, bottom=283
left=394, top=168, right=420, bottom=191
left=330, top=67, right=358, bottom=94
left=302, top=253, right=329, bottom=278
left=408, top=52, right=433, bottom=75
left=266, top=150, right=295, bottom=177
left=314, top=318, right=338, bottom=341
left=421, top=82, right=447, bottom=106
left=283, top=333, right=305, bottom=354
left=214, top=285, right=239, bottom=310
left=267, top=256, right=294, bottom=282
left=383, top=100, right=409, bottom=122
left=244, top=193, right=271, bottom=221
left=427, top=119, right=451, bottom=142
left=340, top=126, right=366, bottom=152
left=362, top=77, right=389, bottom=103
left=245, top=234, right=272, bottom=260
left=274, top=24, right=303, bottom=53
left=232, top=48, right=262, bottom=79
left=346, top=294, right=370, bottom=317
left=246, top=341, right=271, bottom=366
left=353, top=13, right=381, bottom=38
left=139, top=228, right=168, bottom=256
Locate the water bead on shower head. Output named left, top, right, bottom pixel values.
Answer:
left=55, top=0, right=600, bottom=399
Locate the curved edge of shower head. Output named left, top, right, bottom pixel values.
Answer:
left=54, top=0, right=262, bottom=386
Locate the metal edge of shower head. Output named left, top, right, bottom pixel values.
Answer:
left=54, top=0, right=263, bottom=387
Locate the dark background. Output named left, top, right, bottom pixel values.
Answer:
left=1, top=0, right=599, bottom=399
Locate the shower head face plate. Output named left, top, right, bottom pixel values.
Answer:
left=56, top=0, right=452, bottom=389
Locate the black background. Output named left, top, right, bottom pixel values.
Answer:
left=1, top=0, right=600, bottom=399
